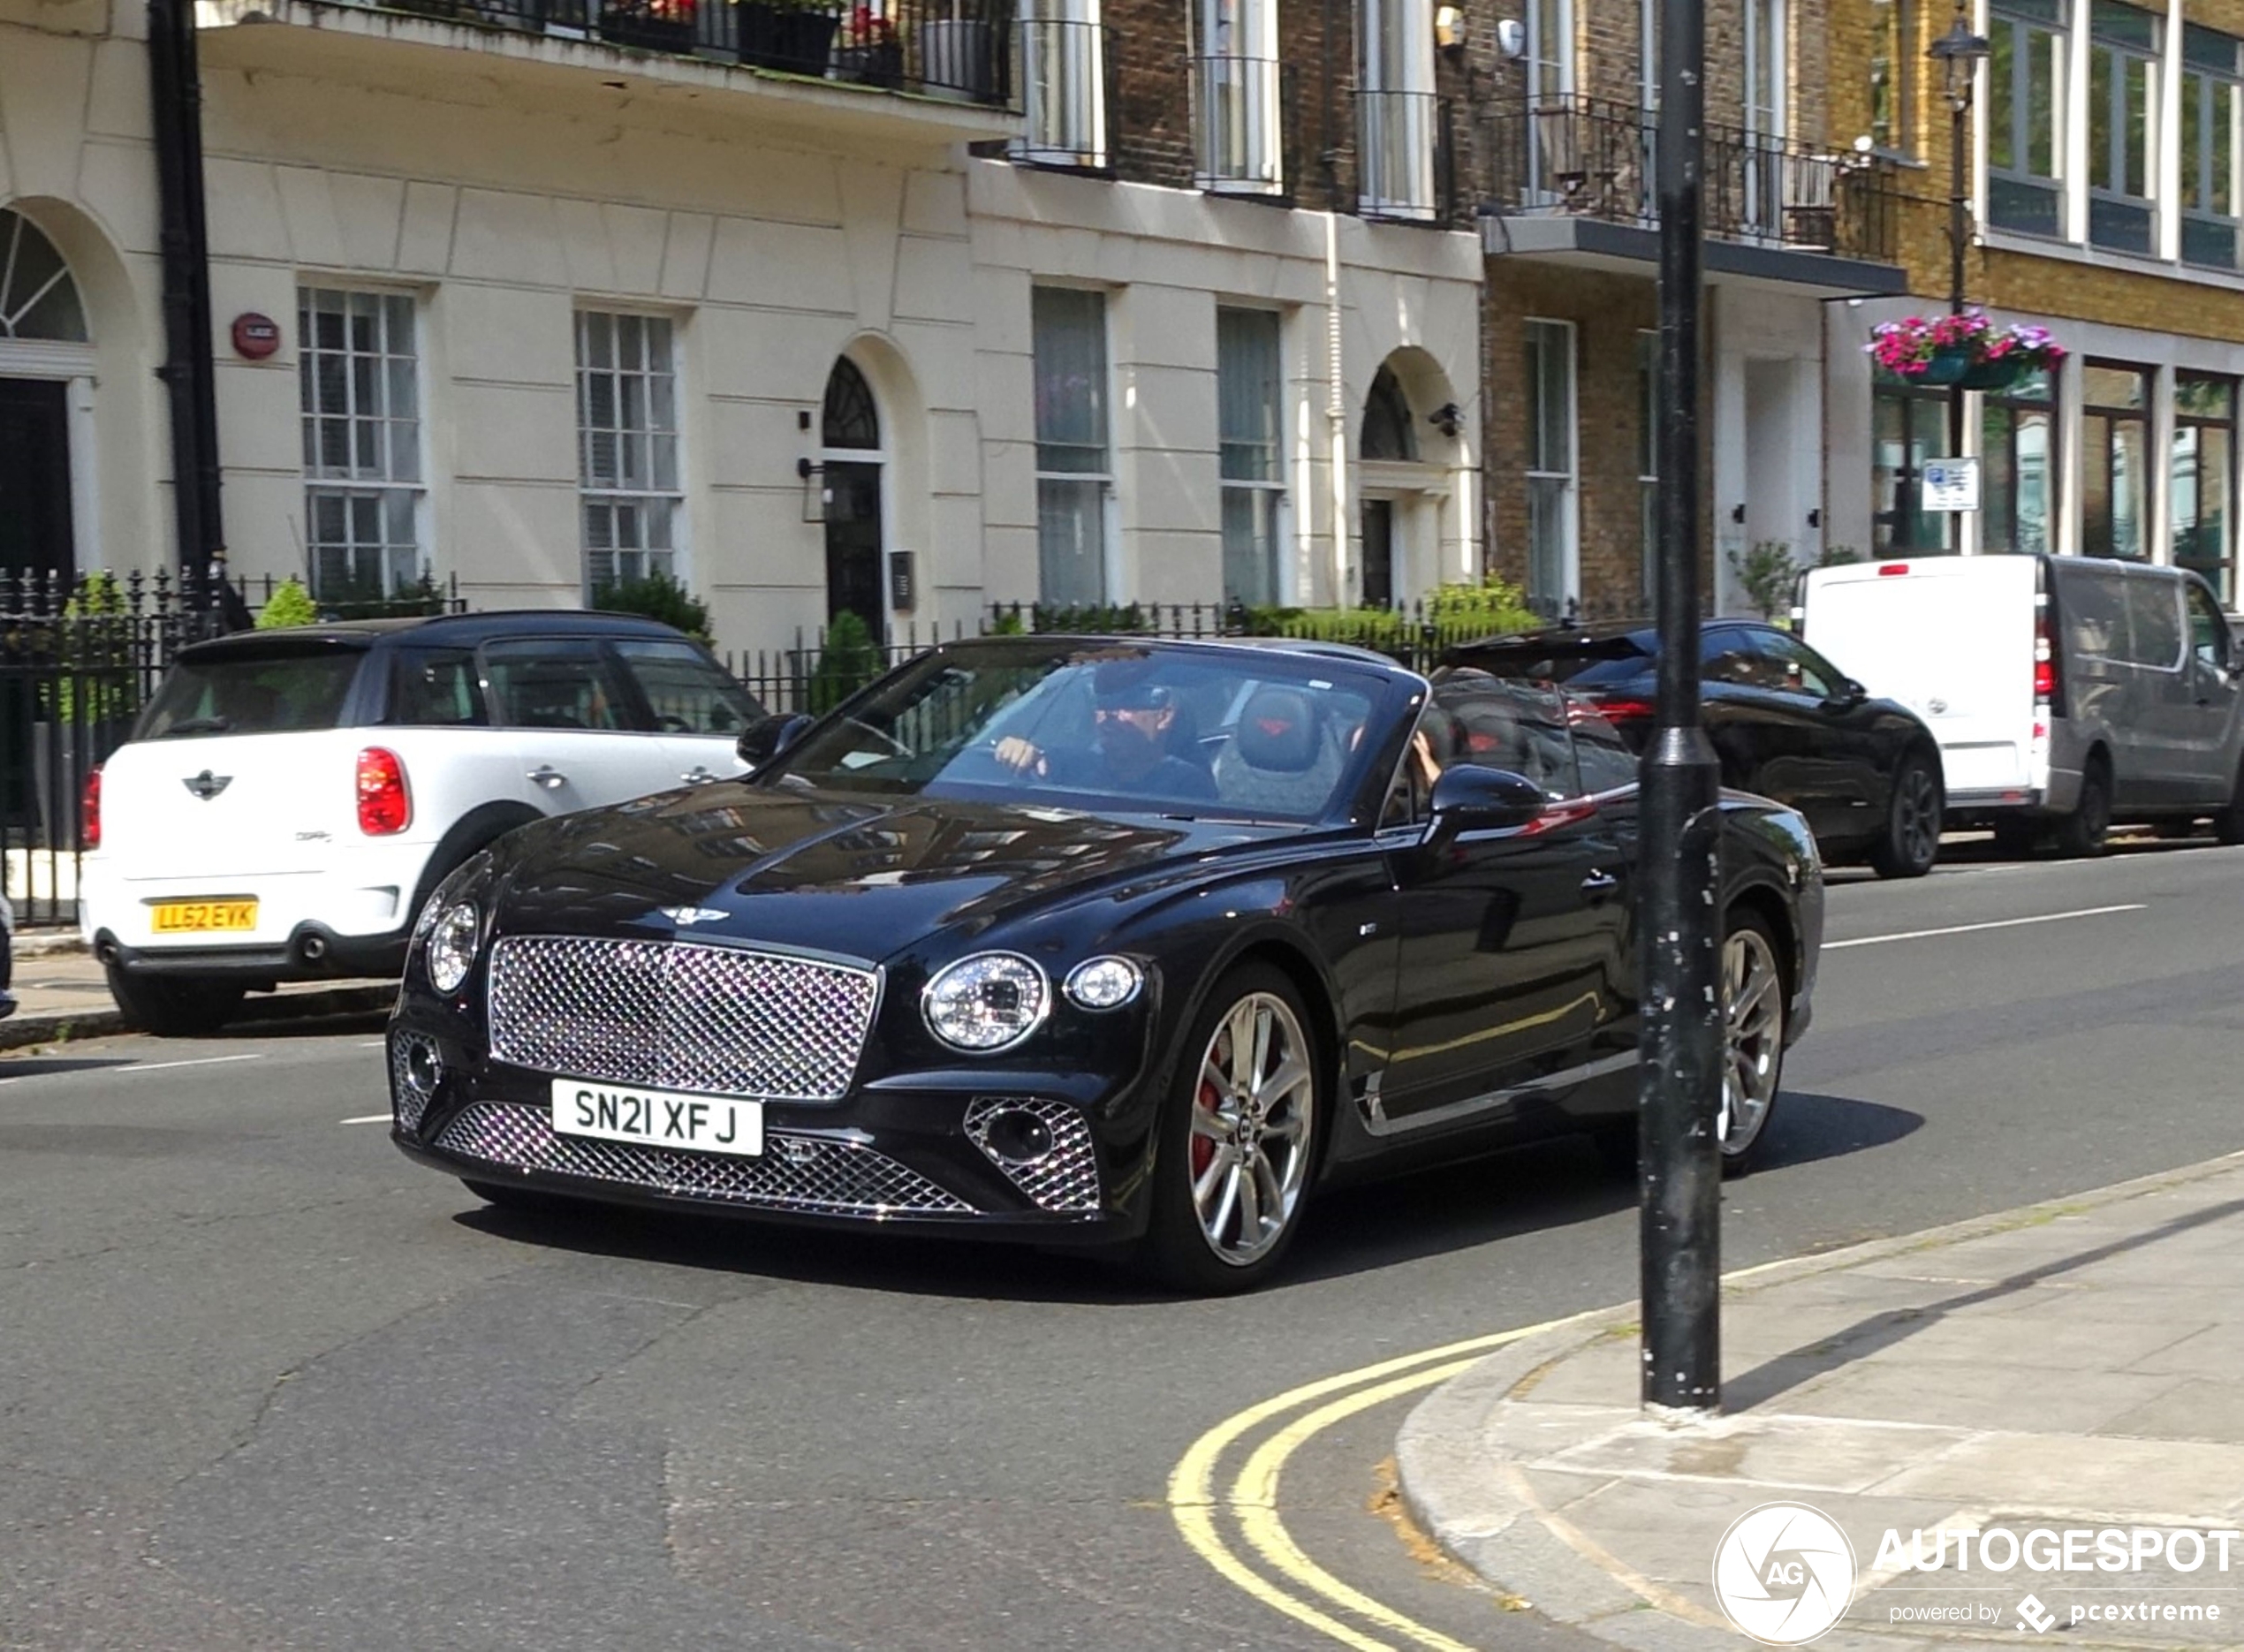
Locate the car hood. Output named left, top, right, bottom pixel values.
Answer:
left=489, top=782, right=1300, bottom=959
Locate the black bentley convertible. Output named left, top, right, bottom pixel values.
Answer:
left=389, top=636, right=1823, bottom=1292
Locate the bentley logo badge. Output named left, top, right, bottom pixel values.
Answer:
left=659, top=906, right=726, bottom=927
left=182, top=770, right=231, bottom=801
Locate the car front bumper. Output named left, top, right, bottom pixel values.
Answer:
left=385, top=1019, right=1155, bottom=1244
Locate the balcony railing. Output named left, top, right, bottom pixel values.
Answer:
left=358, top=0, right=1017, bottom=105
left=1191, top=55, right=1290, bottom=194
left=1485, top=95, right=1899, bottom=263
left=1013, top=18, right=1111, bottom=167
left=1356, top=89, right=1457, bottom=223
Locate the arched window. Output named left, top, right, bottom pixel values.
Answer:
left=822, top=357, right=880, bottom=450
left=1361, top=363, right=1417, bottom=461
left=0, top=211, right=88, bottom=343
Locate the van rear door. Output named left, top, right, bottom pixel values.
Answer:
left=1801, top=557, right=2038, bottom=800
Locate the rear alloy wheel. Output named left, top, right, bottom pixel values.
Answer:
left=2215, top=761, right=2244, bottom=846
left=1717, top=914, right=1787, bottom=1177
left=1869, top=751, right=1944, bottom=878
left=2054, top=757, right=2111, bottom=859
left=1140, top=965, right=1320, bottom=1294
left=102, top=961, right=246, bottom=1038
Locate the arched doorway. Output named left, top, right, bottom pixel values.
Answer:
left=0, top=208, right=91, bottom=585
left=821, top=356, right=886, bottom=636
left=1357, top=363, right=1418, bottom=608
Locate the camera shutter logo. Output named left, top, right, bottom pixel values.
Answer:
left=1712, top=1501, right=1858, bottom=1645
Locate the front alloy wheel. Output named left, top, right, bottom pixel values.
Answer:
left=1141, top=965, right=1320, bottom=1292
left=1717, top=915, right=1786, bottom=1175
left=1870, top=754, right=1943, bottom=878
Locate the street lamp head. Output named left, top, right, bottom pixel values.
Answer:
left=1928, top=11, right=1992, bottom=99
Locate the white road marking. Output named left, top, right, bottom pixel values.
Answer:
left=1826, top=903, right=2147, bottom=951
left=358, top=1040, right=388, bottom=1049
left=120, top=1053, right=267, bottom=1074
left=341, top=1114, right=391, bottom=1125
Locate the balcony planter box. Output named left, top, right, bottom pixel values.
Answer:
left=832, top=39, right=903, bottom=85
left=601, top=0, right=694, bottom=49
left=738, top=3, right=838, bottom=72
left=918, top=17, right=994, bottom=100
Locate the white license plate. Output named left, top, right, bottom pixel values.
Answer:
left=550, top=1080, right=763, bottom=1158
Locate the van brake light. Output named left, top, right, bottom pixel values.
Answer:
left=1878, top=563, right=1910, bottom=576
left=81, top=767, right=102, bottom=851
left=356, top=747, right=412, bottom=836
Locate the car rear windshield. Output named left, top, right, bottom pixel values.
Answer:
left=140, top=645, right=368, bottom=739
left=1456, top=636, right=1652, bottom=688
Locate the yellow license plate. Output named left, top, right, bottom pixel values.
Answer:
left=149, top=899, right=259, bottom=935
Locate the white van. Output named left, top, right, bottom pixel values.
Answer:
left=1796, top=555, right=2244, bottom=854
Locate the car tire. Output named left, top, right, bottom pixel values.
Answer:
left=2214, top=763, right=2244, bottom=846
left=102, top=961, right=246, bottom=1038
left=1717, top=910, right=1787, bottom=1178
left=1137, top=963, right=1323, bottom=1295
left=2053, top=755, right=2111, bottom=859
left=1869, top=749, right=1944, bottom=879
left=1592, top=1119, right=1639, bottom=1180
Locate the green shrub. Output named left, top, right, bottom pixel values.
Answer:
left=1725, top=541, right=1801, bottom=621
left=1242, top=577, right=1539, bottom=660
left=807, top=610, right=880, bottom=713
left=592, top=571, right=715, bottom=644
left=255, top=577, right=320, bottom=630
left=53, top=572, right=139, bottom=727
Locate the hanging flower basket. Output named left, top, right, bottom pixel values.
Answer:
left=1865, top=311, right=2066, bottom=385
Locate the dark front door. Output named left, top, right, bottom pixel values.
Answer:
left=0, top=378, right=73, bottom=584
left=823, top=459, right=883, bottom=636
left=1361, top=499, right=1394, bottom=609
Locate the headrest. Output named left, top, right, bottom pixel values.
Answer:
left=1233, top=686, right=1321, bottom=774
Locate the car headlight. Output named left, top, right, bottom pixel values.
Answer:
left=922, top=952, right=1050, bottom=1051
left=426, top=902, right=481, bottom=995
left=1063, top=955, right=1143, bottom=1011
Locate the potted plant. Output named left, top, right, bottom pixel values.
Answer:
left=1864, top=311, right=2066, bottom=390
left=737, top=0, right=838, bottom=72
left=832, top=3, right=902, bottom=85
left=600, top=0, right=695, bottom=52
left=919, top=0, right=995, bottom=101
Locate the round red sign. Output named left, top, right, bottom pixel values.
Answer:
left=231, top=313, right=281, bottom=360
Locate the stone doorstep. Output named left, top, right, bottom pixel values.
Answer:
left=1397, top=1153, right=2244, bottom=1651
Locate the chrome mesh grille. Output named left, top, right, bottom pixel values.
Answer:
left=963, top=1097, right=1102, bottom=1214
left=390, top=1032, right=433, bottom=1135
left=487, top=936, right=878, bottom=1102
left=432, top=1102, right=974, bottom=1217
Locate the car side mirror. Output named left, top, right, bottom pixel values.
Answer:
left=736, top=712, right=813, bottom=771
left=1428, top=764, right=1548, bottom=834
left=1824, top=678, right=1868, bottom=709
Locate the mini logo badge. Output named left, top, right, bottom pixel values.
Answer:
left=1712, top=1501, right=1858, bottom=1645
left=182, top=770, right=231, bottom=801
left=659, top=906, right=726, bottom=927
left=2016, top=1595, right=2057, bottom=1633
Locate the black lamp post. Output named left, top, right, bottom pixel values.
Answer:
left=1929, top=7, right=1991, bottom=462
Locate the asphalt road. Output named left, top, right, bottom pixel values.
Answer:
left=4, top=834, right=2241, bottom=1651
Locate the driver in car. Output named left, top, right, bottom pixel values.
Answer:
left=992, top=663, right=1218, bottom=801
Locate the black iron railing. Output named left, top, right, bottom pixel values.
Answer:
left=1012, top=19, right=1111, bottom=167
left=1484, top=95, right=1901, bottom=263
left=1354, top=89, right=1459, bottom=224
left=362, top=0, right=1017, bottom=106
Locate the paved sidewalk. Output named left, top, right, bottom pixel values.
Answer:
left=2, top=942, right=393, bottom=1049
left=1399, top=1155, right=2244, bottom=1650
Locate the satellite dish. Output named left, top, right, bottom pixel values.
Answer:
left=1495, top=18, right=1527, bottom=58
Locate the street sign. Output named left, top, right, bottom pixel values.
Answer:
left=1922, top=457, right=1982, bottom=512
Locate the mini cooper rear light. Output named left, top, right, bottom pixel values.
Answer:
left=1878, top=563, right=1911, bottom=576
left=356, top=746, right=412, bottom=836
left=1590, top=697, right=1656, bottom=723
left=80, top=766, right=102, bottom=851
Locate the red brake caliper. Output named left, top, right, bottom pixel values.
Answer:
left=1191, top=1029, right=1224, bottom=1178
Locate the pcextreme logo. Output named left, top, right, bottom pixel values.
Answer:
left=1711, top=1501, right=1860, bottom=1645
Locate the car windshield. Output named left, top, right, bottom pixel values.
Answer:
left=139, top=645, right=367, bottom=739
left=761, top=640, right=1396, bottom=821
left=1457, top=635, right=1651, bottom=688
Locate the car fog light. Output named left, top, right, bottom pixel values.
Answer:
left=1063, top=955, right=1143, bottom=1011
left=427, top=902, right=480, bottom=995
left=923, top=952, right=1050, bottom=1051
left=982, top=1108, right=1056, bottom=1165
left=403, top=1034, right=442, bottom=1097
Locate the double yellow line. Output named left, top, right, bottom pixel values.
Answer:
left=1165, top=1312, right=1599, bottom=1652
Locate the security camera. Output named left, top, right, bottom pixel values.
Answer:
left=1495, top=18, right=1527, bottom=59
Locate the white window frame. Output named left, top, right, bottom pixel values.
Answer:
left=1217, top=306, right=1291, bottom=608
left=2180, top=26, right=2244, bottom=269
left=1017, top=0, right=1108, bottom=168
left=1359, top=0, right=1438, bottom=217
left=1195, top=0, right=1282, bottom=191
left=576, top=308, right=686, bottom=598
left=299, top=285, right=426, bottom=602
left=1987, top=0, right=2073, bottom=239
left=1031, top=285, right=1116, bottom=609
left=2086, top=0, right=2162, bottom=254
left=1525, top=318, right=1580, bottom=613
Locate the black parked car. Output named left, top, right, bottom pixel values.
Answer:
left=0, top=896, right=15, bottom=1022
left=1449, top=620, right=1946, bottom=877
left=389, top=636, right=1824, bottom=1292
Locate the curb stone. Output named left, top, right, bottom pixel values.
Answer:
left=0, top=983, right=396, bottom=1052
left=1395, top=1149, right=2244, bottom=1649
